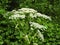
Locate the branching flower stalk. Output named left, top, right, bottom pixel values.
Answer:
left=25, top=13, right=31, bottom=32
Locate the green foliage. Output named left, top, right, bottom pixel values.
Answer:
left=0, top=8, right=60, bottom=45
left=0, top=0, right=60, bottom=45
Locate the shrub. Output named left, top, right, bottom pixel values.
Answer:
left=0, top=8, right=52, bottom=45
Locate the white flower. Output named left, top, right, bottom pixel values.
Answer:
left=25, top=35, right=28, bottom=38
left=6, top=8, right=52, bottom=43
left=31, top=27, right=34, bottom=30
left=14, top=11, right=19, bottom=14
left=37, top=30, right=44, bottom=41
left=36, top=13, right=51, bottom=20
left=24, top=35, right=30, bottom=44
left=8, top=8, right=51, bottom=21
left=9, top=14, right=25, bottom=19
left=29, top=13, right=37, bottom=18
left=8, top=8, right=52, bottom=21
left=30, top=22, right=46, bottom=29
left=18, top=8, right=37, bottom=13
left=33, top=43, right=38, bottom=45
left=12, top=10, right=16, bottom=12
left=28, top=8, right=37, bottom=13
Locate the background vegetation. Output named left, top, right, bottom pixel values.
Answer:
left=0, top=0, right=60, bottom=45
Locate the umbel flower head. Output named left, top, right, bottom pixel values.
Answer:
left=29, top=22, right=46, bottom=29
left=8, top=8, right=51, bottom=20
left=6, top=8, right=52, bottom=42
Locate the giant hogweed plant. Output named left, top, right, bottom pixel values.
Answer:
left=4, top=8, right=51, bottom=45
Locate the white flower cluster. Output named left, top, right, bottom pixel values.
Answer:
left=8, top=8, right=51, bottom=20
left=36, top=13, right=51, bottom=20
left=37, top=30, right=44, bottom=41
left=18, top=8, right=37, bottom=13
left=30, top=22, right=46, bottom=41
left=7, top=8, right=52, bottom=42
left=30, top=13, right=51, bottom=20
left=30, top=22, right=46, bottom=29
left=9, top=14, right=25, bottom=19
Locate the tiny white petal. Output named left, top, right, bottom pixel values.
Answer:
left=31, top=28, right=34, bottom=30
